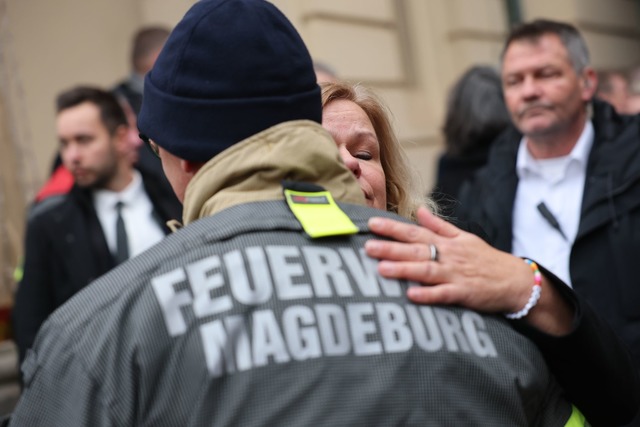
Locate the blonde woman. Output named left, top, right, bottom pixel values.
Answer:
left=321, top=81, right=639, bottom=425
left=321, top=82, right=433, bottom=219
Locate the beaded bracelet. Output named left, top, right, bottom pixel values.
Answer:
left=505, top=259, right=542, bottom=319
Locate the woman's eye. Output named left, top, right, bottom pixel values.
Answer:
left=355, top=152, right=372, bottom=161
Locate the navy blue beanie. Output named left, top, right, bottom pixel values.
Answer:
left=138, top=0, right=321, bottom=162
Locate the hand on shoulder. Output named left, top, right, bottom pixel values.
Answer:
left=365, top=207, right=573, bottom=335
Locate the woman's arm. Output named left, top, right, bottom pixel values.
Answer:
left=364, top=207, right=640, bottom=426
left=364, top=207, right=572, bottom=334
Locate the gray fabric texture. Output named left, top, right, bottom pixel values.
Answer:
left=12, top=201, right=574, bottom=426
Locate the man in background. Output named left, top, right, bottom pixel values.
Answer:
left=12, top=87, right=181, bottom=366
left=595, top=69, right=630, bottom=114
left=112, top=25, right=174, bottom=188
left=313, top=60, right=339, bottom=83
left=628, top=65, right=640, bottom=114
left=457, top=19, right=640, bottom=378
left=32, top=26, right=175, bottom=207
left=113, top=26, right=170, bottom=115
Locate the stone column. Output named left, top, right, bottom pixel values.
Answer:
left=0, top=0, right=39, bottom=312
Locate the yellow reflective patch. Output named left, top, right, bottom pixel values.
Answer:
left=564, top=405, right=587, bottom=427
left=284, top=189, right=359, bottom=238
left=13, top=264, right=23, bottom=283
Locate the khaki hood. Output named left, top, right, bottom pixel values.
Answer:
left=182, top=120, right=366, bottom=225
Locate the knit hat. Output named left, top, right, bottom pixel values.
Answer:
left=138, top=0, right=321, bottom=162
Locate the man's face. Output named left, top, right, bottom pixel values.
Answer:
left=57, top=102, right=120, bottom=190
left=501, top=33, right=595, bottom=139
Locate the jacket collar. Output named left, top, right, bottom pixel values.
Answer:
left=476, top=100, right=640, bottom=246
left=578, top=100, right=640, bottom=237
left=69, top=166, right=181, bottom=233
left=182, top=120, right=366, bottom=225
left=470, top=126, right=520, bottom=251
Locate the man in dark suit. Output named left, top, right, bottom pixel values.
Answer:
left=31, top=27, right=173, bottom=205
left=12, top=86, right=182, bottom=365
left=457, top=20, right=640, bottom=382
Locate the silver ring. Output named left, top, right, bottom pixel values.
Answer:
left=429, top=244, right=439, bottom=262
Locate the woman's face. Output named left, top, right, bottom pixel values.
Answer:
left=323, top=99, right=387, bottom=210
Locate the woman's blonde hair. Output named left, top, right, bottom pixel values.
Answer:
left=321, top=82, right=437, bottom=219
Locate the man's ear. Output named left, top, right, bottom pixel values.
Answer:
left=581, top=67, right=598, bottom=100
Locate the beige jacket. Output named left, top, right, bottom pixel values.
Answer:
left=182, top=120, right=366, bottom=225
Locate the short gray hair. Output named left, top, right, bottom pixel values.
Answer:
left=501, top=19, right=590, bottom=72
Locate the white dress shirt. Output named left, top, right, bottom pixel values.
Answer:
left=511, top=122, right=594, bottom=286
left=93, top=170, right=165, bottom=259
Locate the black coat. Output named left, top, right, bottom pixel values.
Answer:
left=457, top=100, right=640, bottom=374
left=113, top=79, right=171, bottom=188
left=432, top=144, right=491, bottom=217
left=12, top=167, right=182, bottom=364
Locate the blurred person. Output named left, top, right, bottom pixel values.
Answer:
left=628, top=65, right=640, bottom=114
left=12, top=87, right=181, bottom=366
left=453, top=19, right=640, bottom=387
left=30, top=92, right=145, bottom=206
left=29, top=26, right=178, bottom=224
left=11, top=2, right=587, bottom=425
left=322, top=81, right=640, bottom=426
left=595, top=69, right=630, bottom=114
left=112, top=26, right=171, bottom=115
left=111, top=25, right=177, bottom=200
left=314, top=60, right=339, bottom=83
left=432, top=65, right=511, bottom=216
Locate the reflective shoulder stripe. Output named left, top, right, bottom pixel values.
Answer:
left=564, top=405, right=588, bottom=427
left=13, top=262, right=23, bottom=283
left=284, top=188, right=359, bottom=238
